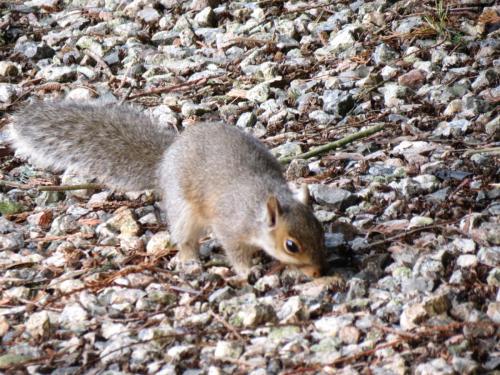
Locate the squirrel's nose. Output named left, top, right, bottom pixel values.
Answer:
left=299, top=265, right=321, bottom=278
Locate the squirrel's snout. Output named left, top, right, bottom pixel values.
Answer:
left=299, top=265, right=322, bottom=278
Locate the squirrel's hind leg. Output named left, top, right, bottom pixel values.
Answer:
left=165, top=200, right=207, bottom=262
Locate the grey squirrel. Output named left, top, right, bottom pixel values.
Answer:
left=9, top=101, right=326, bottom=278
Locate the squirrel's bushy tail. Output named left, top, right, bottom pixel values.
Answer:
left=9, top=101, right=176, bottom=191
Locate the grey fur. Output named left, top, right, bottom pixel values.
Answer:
left=9, top=101, right=325, bottom=277
left=9, top=101, right=175, bottom=190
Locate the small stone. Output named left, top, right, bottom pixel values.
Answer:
left=328, top=27, right=356, bottom=52
left=106, top=207, right=141, bottom=237
left=0, top=61, right=19, bottom=77
left=309, top=110, right=335, bottom=125
left=146, top=231, right=171, bottom=255
left=16, top=41, right=55, bottom=60
left=236, top=112, right=257, bottom=128
left=400, top=303, right=427, bottom=330
left=409, top=216, right=434, bottom=228
left=59, top=303, right=89, bottom=332
left=66, top=87, right=95, bottom=101
left=346, top=277, right=367, bottom=300
left=0, top=194, right=24, bottom=215
left=37, top=66, right=77, bottom=82
left=25, top=311, right=51, bottom=339
left=338, top=326, right=360, bottom=344
left=138, top=7, right=161, bottom=24
left=181, top=102, right=212, bottom=117
left=487, top=268, right=500, bottom=287
left=191, top=0, right=220, bottom=11
left=0, top=316, right=8, bottom=337
left=247, top=83, right=270, bottom=103
left=88, top=191, right=111, bottom=205
left=380, top=83, right=407, bottom=107
left=398, top=69, right=426, bottom=89
left=415, top=358, right=454, bottom=375
left=456, top=254, right=478, bottom=268
left=214, top=341, right=242, bottom=359
left=270, top=142, right=302, bottom=159
left=56, top=279, right=85, bottom=293
left=413, top=175, right=440, bottom=193
left=372, top=43, right=398, bottom=65
left=477, top=247, right=500, bottom=267
left=208, top=286, right=235, bottom=304
left=166, top=345, right=197, bottom=363
left=323, top=90, right=355, bottom=117
left=194, top=7, right=217, bottom=27
left=0, top=83, right=17, bottom=103
left=484, top=115, right=499, bottom=137
left=452, top=357, right=479, bottom=375
left=236, top=304, right=276, bottom=327
left=76, top=36, right=103, bottom=56
left=314, top=315, right=354, bottom=336
left=381, top=66, right=399, bottom=80
left=435, top=119, right=471, bottom=137
left=486, top=302, right=500, bottom=323
left=254, top=275, right=280, bottom=292
left=443, top=99, right=463, bottom=116
left=309, top=184, right=358, bottom=210
left=285, top=159, right=309, bottom=179
left=0, top=354, right=35, bottom=370
left=49, top=214, right=79, bottom=235
left=278, top=296, right=308, bottom=323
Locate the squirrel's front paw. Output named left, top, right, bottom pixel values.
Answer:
left=228, top=265, right=264, bottom=286
left=247, top=265, right=265, bottom=284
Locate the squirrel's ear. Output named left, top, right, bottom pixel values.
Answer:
left=266, top=195, right=282, bottom=228
left=297, top=183, right=311, bottom=206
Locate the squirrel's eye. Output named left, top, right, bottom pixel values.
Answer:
left=285, top=239, right=301, bottom=254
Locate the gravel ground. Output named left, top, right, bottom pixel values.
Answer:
left=0, top=0, right=499, bottom=374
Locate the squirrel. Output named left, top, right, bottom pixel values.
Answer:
left=8, top=101, right=326, bottom=278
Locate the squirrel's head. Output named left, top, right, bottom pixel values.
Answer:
left=260, top=186, right=326, bottom=278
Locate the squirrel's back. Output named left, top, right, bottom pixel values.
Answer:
left=10, top=101, right=176, bottom=190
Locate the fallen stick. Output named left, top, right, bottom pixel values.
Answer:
left=38, top=183, right=104, bottom=192
left=278, top=123, right=386, bottom=164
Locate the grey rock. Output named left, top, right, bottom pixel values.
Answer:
left=285, top=159, right=309, bottom=179
left=247, top=83, right=270, bottom=103
left=452, top=357, right=479, bottom=375
left=138, top=7, right=161, bottom=24
left=16, top=41, right=55, bottom=60
left=236, top=112, right=257, bottom=128
left=270, top=142, right=302, bottom=159
left=328, top=26, right=357, bottom=52
left=49, top=214, right=79, bottom=235
left=372, top=43, right=398, bottom=65
left=394, top=16, right=425, bottom=33
left=37, top=66, right=77, bottom=82
left=309, top=110, right=335, bottom=125
left=415, top=358, right=454, bottom=375
left=487, top=302, right=500, bottom=323
left=214, top=341, right=242, bottom=359
left=323, top=90, right=355, bottom=116
left=0, top=83, right=17, bottom=103
left=457, top=254, right=478, bottom=268
left=59, top=303, right=89, bottom=332
left=0, top=62, right=19, bottom=77
left=194, top=7, right=217, bottom=27
left=477, top=247, right=500, bottom=267
left=105, top=208, right=140, bottom=237
left=309, top=184, right=358, bottom=210
left=484, top=115, right=499, bottom=137
left=208, top=286, right=234, bottom=304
